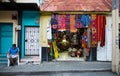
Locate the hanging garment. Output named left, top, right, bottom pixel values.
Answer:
left=70, top=15, right=77, bottom=32
left=82, top=32, right=88, bottom=48
left=97, top=15, right=106, bottom=47
left=65, top=14, right=70, bottom=30
left=97, top=15, right=102, bottom=41
left=47, top=24, right=52, bottom=40
left=91, top=14, right=98, bottom=47
left=52, top=40, right=59, bottom=59
left=58, top=15, right=66, bottom=31
left=58, top=15, right=62, bottom=30
left=51, top=14, right=58, bottom=29
left=81, top=14, right=91, bottom=27
left=75, top=15, right=83, bottom=28
left=87, top=29, right=92, bottom=48
left=72, top=34, right=78, bottom=45
left=100, top=16, right=106, bottom=47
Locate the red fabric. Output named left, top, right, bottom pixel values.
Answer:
left=100, top=16, right=106, bottom=47
left=91, top=14, right=98, bottom=46
left=97, top=15, right=106, bottom=47
left=58, top=15, right=66, bottom=31
left=97, top=16, right=102, bottom=41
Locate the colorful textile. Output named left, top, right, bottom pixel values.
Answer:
left=75, top=15, right=83, bottom=28
left=65, top=14, right=70, bottom=30
left=100, top=15, right=106, bottom=47
left=50, top=14, right=58, bottom=29
left=81, top=15, right=91, bottom=27
left=70, top=15, right=77, bottom=32
left=91, top=14, right=98, bottom=47
left=58, top=15, right=62, bottom=30
left=97, top=15, right=106, bottom=47
left=97, top=15, right=102, bottom=41
left=58, top=15, right=66, bottom=31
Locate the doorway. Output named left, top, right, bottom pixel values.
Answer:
left=25, top=27, right=39, bottom=56
left=0, top=23, right=13, bottom=54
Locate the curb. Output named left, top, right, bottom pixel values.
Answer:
left=0, top=69, right=112, bottom=75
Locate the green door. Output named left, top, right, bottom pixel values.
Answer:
left=0, top=23, right=13, bottom=54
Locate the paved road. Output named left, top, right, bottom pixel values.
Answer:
left=0, top=61, right=117, bottom=76
left=0, top=71, right=119, bottom=76
left=0, top=62, right=111, bottom=73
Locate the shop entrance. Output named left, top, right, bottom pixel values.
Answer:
left=48, top=14, right=106, bottom=62
left=53, top=29, right=87, bottom=61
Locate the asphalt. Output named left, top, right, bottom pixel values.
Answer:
left=0, top=61, right=112, bottom=74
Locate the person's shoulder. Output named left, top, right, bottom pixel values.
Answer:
left=16, top=47, right=19, bottom=49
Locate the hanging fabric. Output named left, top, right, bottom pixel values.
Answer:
left=82, top=30, right=87, bottom=48
left=87, top=25, right=92, bottom=48
left=70, top=15, right=77, bottom=32
left=81, top=14, right=91, bottom=27
left=100, top=15, right=106, bottom=47
left=75, top=15, right=83, bottom=28
left=65, top=14, right=70, bottom=30
left=50, top=14, right=58, bottom=30
left=97, top=15, right=102, bottom=41
left=58, top=15, right=66, bottom=31
left=97, top=15, right=106, bottom=47
left=47, top=23, right=52, bottom=40
left=52, top=40, right=59, bottom=59
left=91, top=14, right=98, bottom=47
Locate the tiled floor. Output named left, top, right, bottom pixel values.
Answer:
left=56, top=51, right=84, bottom=61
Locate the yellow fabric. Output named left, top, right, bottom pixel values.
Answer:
left=52, top=40, right=59, bottom=59
left=40, top=15, right=51, bottom=47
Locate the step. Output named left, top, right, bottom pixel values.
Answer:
left=0, top=61, right=7, bottom=65
left=0, top=58, right=7, bottom=60
left=0, top=54, right=7, bottom=57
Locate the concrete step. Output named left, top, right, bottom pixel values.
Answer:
left=0, top=54, right=7, bottom=56
left=0, top=54, right=7, bottom=65
left=0, top=61, right=7, bottom=65
left=20, top=56, right=40, bottom=65
left=0, top=58, right=7, bottom=60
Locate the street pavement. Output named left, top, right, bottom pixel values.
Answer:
left=0, top=61, right=119, bottom=76
left=0, top=71, right=119, bottom=76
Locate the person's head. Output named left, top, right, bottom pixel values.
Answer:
left=12, top=44, right=16, bottom=49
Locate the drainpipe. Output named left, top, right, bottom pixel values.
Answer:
left=112, top=0, right=119, bottom=74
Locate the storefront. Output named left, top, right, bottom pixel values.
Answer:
left=40, top=12, right=112, bottom=62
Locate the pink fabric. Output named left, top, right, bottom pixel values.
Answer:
left=58, top=15, right=66, bottom=31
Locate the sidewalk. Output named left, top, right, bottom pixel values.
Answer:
left=0, top=61, right=111, bottom=74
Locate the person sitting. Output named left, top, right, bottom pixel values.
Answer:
left=7, top=44, right=19, bottom=66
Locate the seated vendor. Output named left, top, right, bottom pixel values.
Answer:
left=7, top=44, right=19, bottom=66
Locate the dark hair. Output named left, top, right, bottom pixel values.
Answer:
left=12, top=44, right=16, bottom=47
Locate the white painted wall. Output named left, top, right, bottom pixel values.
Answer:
left=97, top=15, right=112, bottom=61
left=16, top=0, right=40, bottom=6
left=0, top=11, right=18, bottom=45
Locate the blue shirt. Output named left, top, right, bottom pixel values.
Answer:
left=8, top=47, right=19, bottom=55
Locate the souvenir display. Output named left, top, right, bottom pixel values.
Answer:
left=49, top=14, right=106, bottom=61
